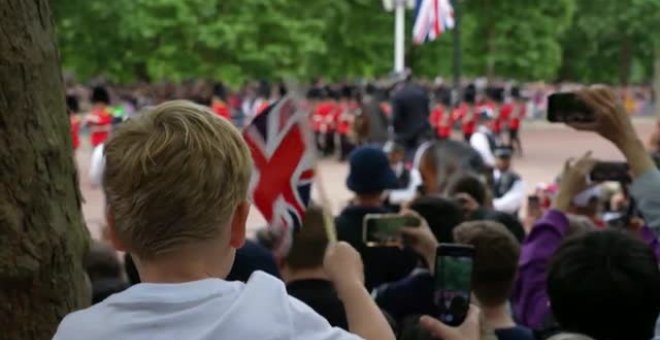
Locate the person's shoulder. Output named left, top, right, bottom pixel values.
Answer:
left=241, top=271, right=299, bottom=307
left=244, top=270, right=286, bottom=290
left=245, top=273, right=359, bottom=339
left=503, top=170, right=522, bottom=181
left=288, top=295, right=361, bottom=340
left=53, top=302, right=113, bottom=339
left=469, top=131, right=481, bottom=141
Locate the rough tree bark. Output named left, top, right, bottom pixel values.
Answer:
left=0, top=1, right=90, bottom=339
left=654, top=44, right=660, bottom=117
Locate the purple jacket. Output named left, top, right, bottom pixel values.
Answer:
left=512, top=209, right=660, bottom=330
left=512, top=210, right=568, bottom=330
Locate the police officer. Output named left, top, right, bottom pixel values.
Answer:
left=469, top=110, right=498, bottom=169
left=492, top=146, right=525, bottom=215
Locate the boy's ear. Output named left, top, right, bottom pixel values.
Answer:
left=229, top=201, right=249, bottom=249
left=105, top=206, right=128, bottom=252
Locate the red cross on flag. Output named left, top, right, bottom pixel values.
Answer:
left=242, top=96, right=315, bottom=255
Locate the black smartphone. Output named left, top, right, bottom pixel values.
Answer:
left=363, top=214, right=421, bottom=246
left=528, top=195, right=541, bottom=211
left=590, top=161, right=631, bottom=182
left=434, top=244, right=475, bottom=326
left=547, top=92, right=595, bottom=123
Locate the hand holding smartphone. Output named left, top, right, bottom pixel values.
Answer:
left=362, top=214, right=421, bottom=247
left=434, top=244, right=475, bottom=326
left=547, top=92, right=595, bottom=123
left=589, top=161, right=631, bottom=183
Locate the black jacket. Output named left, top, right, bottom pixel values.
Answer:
left=391, top=83, right=432, bottom=146
left=287, top=279, right=348, bottom=330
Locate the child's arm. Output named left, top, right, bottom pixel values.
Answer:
left=325, top=242, right=395, bottom=340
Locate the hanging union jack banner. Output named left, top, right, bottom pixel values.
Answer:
left=242, top=96, right=315, bottom=253
left=413, top=0, right=455, bottom=44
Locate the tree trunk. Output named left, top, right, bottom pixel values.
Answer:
left=0, top=1, right=90, bottom=339
left=619, top=35, right=633, bottom=86
left=654, top=43, right=660, bottom=117
left=134, top=62, right=151, bottom=83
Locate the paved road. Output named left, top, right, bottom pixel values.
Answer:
left=77, top=119, right=656, bottom=239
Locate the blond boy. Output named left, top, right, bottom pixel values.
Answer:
left=54, top=101, right=393, bottom=340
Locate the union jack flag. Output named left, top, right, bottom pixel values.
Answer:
left=242, top=96, right=315, bottom=254
left=413, top=0, right=455, bottom=44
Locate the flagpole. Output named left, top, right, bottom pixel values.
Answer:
left=394, top=0, right=405, bottom=73
left=286, top=82, right=339, bottom=244
left=313, top=167, right=338, bottom=244
left=452, top=0, right=461, bottom=98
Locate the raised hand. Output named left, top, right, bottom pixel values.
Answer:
left=398, top=210, right=438, bottom=272
left=324, top=241, right=364, bottom=292
left=571, top=86, right=636, bottom=147
left=554, top=151, right=596, bottom=212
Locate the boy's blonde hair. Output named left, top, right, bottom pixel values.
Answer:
left=103, top=100, right=252, bottom=259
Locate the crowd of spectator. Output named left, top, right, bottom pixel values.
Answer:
left=53, top=86, right=660, bottom=340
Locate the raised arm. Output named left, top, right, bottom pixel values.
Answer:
left=573, top=87, right=660, bottom=231
left=324, top=242, right=395, bottom=340
left=512, top=153, right=595, bottom=329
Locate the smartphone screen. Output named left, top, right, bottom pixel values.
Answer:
left=547, top=92, right=594, bottom=123
left=590, top=161, right=631, bottom=183
left=363, top=214, right=421, bottom=246
left=434, top=244, right=474, bottom=326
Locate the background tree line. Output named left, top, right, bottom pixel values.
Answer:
left=54, top=0, right=660, bottom=86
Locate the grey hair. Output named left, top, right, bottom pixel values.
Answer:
left=421, top=140, right=486, bottom=192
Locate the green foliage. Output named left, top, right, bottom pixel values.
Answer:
left=52, top=0, right=660, bottom=85
left=460, top=0, right=575, bottom=80
left=55, top=0, right=330, bottom=84
left=558, top=0, right=660, bottom=84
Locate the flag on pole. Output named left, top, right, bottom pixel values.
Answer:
left=242, top=96, right=315, bottom=255
left=412, top=0, right=455, bottom=44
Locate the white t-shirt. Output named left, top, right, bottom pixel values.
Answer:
left=54, top=271, right=361, bottom=340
